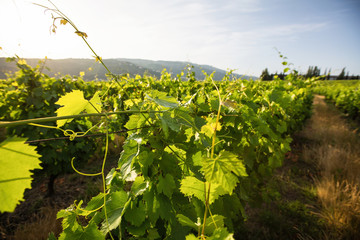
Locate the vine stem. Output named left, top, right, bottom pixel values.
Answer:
left=101, top=117, right=115, bottom=240
left=0, top=110, right=165, bottom=128
left=201, top=77, right=223, bottom=238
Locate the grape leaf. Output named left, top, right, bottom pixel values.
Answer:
left=146, top=90, right=179, bottom=108
left=124, top=200, right=146, bottom=226
left=0, top=137, right=42, bottom=213
left=85, top=91, right=102, bottom=114
left=208, top=227, right=234, bottom=240
left=100, top=190, right=129, bottom=233
left=177, top=214, right=225, bottom=235
left=55, top=90, right=102, bottom=127
left=157, top=174, right=176, bottom=198
left=176, top=214, right=198, bottom=229
left=201, top=120, right=222, bottom=138
left=202, top=150, right=247, bottom=195
left=180, top=176, right=227, bottom=204
left=185, top=234, right=198, bottom=240
left=131, top=175, right=149, bottom=197
left=57, top=208, right=80, bottom=232
left=143, top=186, right=160, bottom=224
left=58, top=222, right=104, bottom=240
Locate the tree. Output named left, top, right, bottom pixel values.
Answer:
left=337, top=67, right=346, bottom=80
left=260, top=68, right=272, bottom=81
left=305, top=66, right=321, bottom=78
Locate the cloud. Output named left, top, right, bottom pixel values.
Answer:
left=227, top=22, right=328, bottom=45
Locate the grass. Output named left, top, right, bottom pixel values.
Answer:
left=301, top=95, right=360, bottom=239
left=236, top=95, right=360, bottom=239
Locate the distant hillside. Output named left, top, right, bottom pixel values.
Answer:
left=0, top=58, right=256, bottom=81
left=115, top=58, right=255, bottom=80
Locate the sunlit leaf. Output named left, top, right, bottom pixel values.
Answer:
left=202, top=150, right=247, bottom=194
left=180, top=176, right=227, bottom=204
left=201, top=119, right=222, bottom=138
left=85, top=91, right=102, bottom=114
left=0, top=137, right=42, bottom=213
left=58, top=222, right=104, bottom=240
left=55, top=90, right=102, bottom=127
left=60, top=19, right=68, bottom=25
left=95, top=56, right=102, bottom=63
left=17, top=59, right=27, bottom=65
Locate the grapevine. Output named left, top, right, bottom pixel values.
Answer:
left=0, top=1, right=314, bottom=239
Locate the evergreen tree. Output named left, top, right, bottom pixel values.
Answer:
left=305, top=66, right=321, bottom=78
left=337, top=67, right=346, bottom=80
left=260, top=68, right=272, bottom=81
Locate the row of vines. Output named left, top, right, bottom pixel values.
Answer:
left=0, top=58, right=313, bottom=239
left=1, top=1, right=314, bottom=239
left=313, top=80, right=360, bottom=119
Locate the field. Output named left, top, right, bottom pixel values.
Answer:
left=0, top=57, right=359, bottom=240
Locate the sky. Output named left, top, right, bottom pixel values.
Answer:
left=0, top=0, right=359, bottom=77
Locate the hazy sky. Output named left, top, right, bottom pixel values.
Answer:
left=1, top=0, right=359, bottom=77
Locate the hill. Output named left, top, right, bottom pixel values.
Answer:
left=0, top=58, right=256, bottom=81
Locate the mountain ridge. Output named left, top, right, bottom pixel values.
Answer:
left=0, top=57, right=257, bottom=81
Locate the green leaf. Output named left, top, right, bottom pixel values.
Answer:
left=157, top=174, right=176, bottom=198
left=124, top=114, right=147, bottom=130
left=180, top=176, right=227, bottom=204
left=0, top=137, right=42, bottom=213
left=83, top=193, right=105, bottom=213
left=208, top=227, right=234, bottom=240
left=118, top=135, right=142, bottom=181
left=177, top=214, right=225, bottom=236
left=185, top=234, right=198, bottom=240
left=55, top=90, right=102, bottom=127
left=131, top=175, right=149, bottom=197
left=47, top=232, right=57, bottom=240
left=127, top=219, right=149, bottom=237
left=192, top=151, right=203, bottom=167
left=147, top=90, right=179, bottom=108
left=57, top=208, right=81, bottom=232
left=85, top=91, right=102, bottom=113
left=59, top=222, right=104, bottom=240
left=201, top=119, right=222, bottom=138
left=124, top=200, right=146, bottom=226
left=100, top=190, right=129, bottom=233
left=143, top=186, right=160, bottom=224
left=202, top=150, right=247, bottom=195
left=176, top=214, right=198, bottom=229
left=148, top=228, right=161, bottom=240
left=204, top=215, right=225, bottom=235
left=159, top=112, right=181, bottom=138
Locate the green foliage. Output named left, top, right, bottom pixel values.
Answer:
left=0, top=137, right=42, bottom=212
left=0, top=5, right=315, bottom=239
left=0, top=60, right=99, bottom=180
left=313, top=80, right=360, bottom=119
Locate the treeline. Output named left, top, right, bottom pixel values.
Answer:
left=260, top=66, right=360, bottom=81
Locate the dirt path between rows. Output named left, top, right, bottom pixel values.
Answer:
left=239, top=95, right=360, bottom=239
left=297, top=95, right=360, bottom=239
